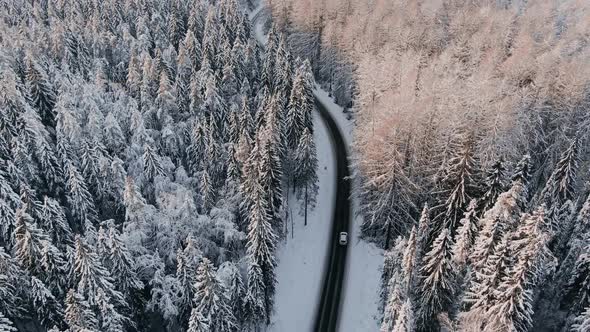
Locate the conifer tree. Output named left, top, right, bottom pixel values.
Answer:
left=105, top=226, right=143, bottom=297
left=243, top=261, right=266, bottom=328
left=285, top=59, right=315, bottom=152
left=24, top=54, right=56, bottom=126
left=572, top=306, right=590, bottom=332
left=187, top=310, right=210, bottom=332
left=434, top=130, right=480, bottom=231
left=243, top=139, right=278, bottom=323
left=452, top=199, right=478, bottom=268
left=294, top=127, right=318, bottom=225
left=72, top=235, right=125, bottom=309
left=479, top=160, right=506, bottom=215
left=0, top=311, right=16, bottom=332
left=200, top=168, right=216, bottom=213
left=190, top=258, right=237, bottom=332
left=143, top=144, right=165, bottom=181
left=541, top=137, right=580, bottom=207
left=219, top=262, right=245, bottom=326
left=29, top=276, right=64, bottom=328
left=417, top=229, right=455, bottom=330
left=64, top=289, right=99, bottom=331
left=14, top=208, right=48, bottom=275
left=65, top=162, right=97, bottom=233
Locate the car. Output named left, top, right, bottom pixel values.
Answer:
left=339, top=232, right=348, bottom=245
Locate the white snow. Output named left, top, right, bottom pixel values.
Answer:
left=269, top=111, right=335, bottom=332
left=248, top=3, right=383, bottom=331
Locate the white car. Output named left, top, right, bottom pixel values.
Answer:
left=339, top=232, right=348, bottom=245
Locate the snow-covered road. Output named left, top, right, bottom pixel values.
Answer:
left=248, top=3, right=383, bottom=331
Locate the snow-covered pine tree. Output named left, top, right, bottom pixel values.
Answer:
left=29, top=276, right=64, bottom=328
left=143, top=143, right=164, bottom=182
left=64, top=289, right=99, bottom=331
left=261, top=24, right=279, bottom=89
left=392, top=298, right=414, bottom=332
left=24, top=54, right=56, bottom=127
left=72, top=235, right=126, bottom=311
left=65, top=162, right=97, bottom=233
left=285, top=58, right=314, bottom=153
left=96, top=288, right=128, bottom=332
left=259, top=100, right=285, bottom=236
left=243, top=260, right=266, bottom=329
left=200, top=167, right=216, bottom=213
left=0, top=310, right=16, bottom=332
left=243, top=138, right=278, bottom=323
left=202, top=6, right=219, bottom=70
left=156, top=71, right=177, bottom=125
left=572, top=306, right=590, bottom=332
left=186, top=120, right=206, bottom=176
left=294, top=127, right=318, bottom=226
left=14, top=208, right=48, bottom=275
left=417, top=228, right=456, bottom=330
left=187, top=310, right=210, bottom=332
left=147, top=252, right=182, bottom=328
left=469, top=180, right=526, bottom=273
left=540, top=137, right=580, bottom=208
left=479, top=160, right=506, bottom=215
left=565, top=239, right=590, bottom=315
left=218, top=262, right=246, bottom=326
left=452, top=199, right=478, bottom=269
left=190, top=258, right=236, bottom=332
left=105, top=226, right=143, bottom=297
left=433, top=130, right=480, bottom=232
left=416, top=204, right=431, bottom=264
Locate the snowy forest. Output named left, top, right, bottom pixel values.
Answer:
left=0, top=0, right=320, bottom=331
left=265, top=0, right=590, bottom=331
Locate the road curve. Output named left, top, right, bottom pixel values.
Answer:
left=312, top=99, right=352, bottom=332
left=249, top=7, right=352, bottom=332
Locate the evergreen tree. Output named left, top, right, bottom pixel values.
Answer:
left=219, top=262, right=245, bottom=326
left=541, top=137, right=580, bottom=207
left=200, top=168, right=216, bottom=213
left=64, top=289, right=99, bottom=331
left=29, top=276, right=64, bottom=328
left=0, top=311, right=16, bottom=332
left=72, top=235, right=125, bottom=310
left=187, top=310, right=210, bottom=332
left=40, top=196, right=72, bottom=248
left=24, top=54, right=56, bottom=126
left=511, top=154, right=532, bottom=186
left=190, top=258, right=237, bottom=332
left=65, top=162, right=97, bottom=233
left=14, top=208, right=48, bottom=275
left=285, top=59, right=315, bottom=151
left=433, top=130, right=480, bottom=231
left=452, top=199, right=478, bottom=268
left=243, top=261, right=266, bottom=328
left=143, top=144, right=164, bottom=181
left=417, top=229, right=456, bottom=330
left=565, top=240, right=590, bottom=314
left=392, top=298, right=414, bottom=332
left=572, top=306, right=590, bottom=332
left=105, top=226, right=143, bottom=297
left=294, top=127, right=318, bottom=226
left=243, top=139, right=278, bottom=323
left=479, top=160, right=506, bottom=215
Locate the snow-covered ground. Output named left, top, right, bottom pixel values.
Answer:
left=269, top=111, right=335, bottom=332
left=249, top=3, right=383, bottom=331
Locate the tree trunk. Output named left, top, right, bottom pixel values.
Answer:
left=304, top=184, right=308, bottom=226
left=384, top=222, right=391, bottom=250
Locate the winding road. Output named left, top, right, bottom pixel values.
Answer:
left=250, top=6, right=352, bottom=332
left=312, top=99, right=352, bottom=332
